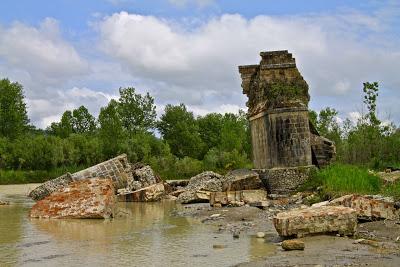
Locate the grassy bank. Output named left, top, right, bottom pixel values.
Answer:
left=0, top=166, right=86, bottom=185
left=303, top=163, right=400, bottom=201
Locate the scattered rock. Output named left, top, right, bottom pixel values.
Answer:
left=377, top=170, right=400, bottom=183
left=281, top=239, right=305, bottom=251
left=30, top=178, right=115, bottom=219
left=213, top=244, right=226, bottom=249
left=256, top=232, right=265, bottom=238
left=210, top=213, right=221, bottom=218
left=233, top=230, right=240, bottom=239
left=0, top=200, right=10, bottom=205
left=328, top=194, right=400, bottom=220
left=273, top=206, right=357, bottom=237
left=117, top=183, right=165, bottom=202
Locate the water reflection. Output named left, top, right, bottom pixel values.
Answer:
left=1, top=185, right=275, bottom=267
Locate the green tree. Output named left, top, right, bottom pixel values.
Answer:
left=118, top=87, right=156, bottom=134
left=363, top=82, right=380, bottom=127
left=71, top=106, right=96, bottom=134
left=0, top=78, right=29, bottom=138
left=157, top=104, right=204, bottom=159
left=197, top=113, right=224, bottom=152
left=98, top=100, right=125, bottom=158
left=48, top=110, right=74, bottom=138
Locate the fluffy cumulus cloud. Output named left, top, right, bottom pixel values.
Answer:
left=0, top=18, right=89, bottom=86
left=97, top=10, right=400, bottom=122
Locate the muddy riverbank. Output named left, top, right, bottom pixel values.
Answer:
left=1, top=184, right=400, bottom=267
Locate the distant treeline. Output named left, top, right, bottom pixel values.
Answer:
left=0, top=78, right=399, bottom=184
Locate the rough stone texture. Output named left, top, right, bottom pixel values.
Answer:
left=177, top=190, right=212, bottom=204
left=273, top=206, right=357, bottom=237
left=328, top=194, right=400, bottom=220
left=72, top=154, right=133, bottom=190
left=127, top=164, right=160, bottom=191
left=239, top=51, right=335, bottom=194
left=281, top=239, right=305, bottom=251
left=185, top=171, right=224, bottom=192
left=117, top=183, right=165, bottom=202
left=28, top=173, right=74, bottom=201
left=257, top=166, right=316, bottom=194
left=210, top=190, right=267, bottom=207
left=377, top=170, right=400, bottom=183
left=222, top=169, right=263, bottom=191
left=30, top=178, right=115, bottom=219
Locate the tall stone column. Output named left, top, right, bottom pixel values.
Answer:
left=239, top=51, right=315, bottom=194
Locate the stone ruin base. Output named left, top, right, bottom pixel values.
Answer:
left=255, top=165, right=316, bottom=194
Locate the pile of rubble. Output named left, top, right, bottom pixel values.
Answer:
left=174, top=169, right=267, bottom=206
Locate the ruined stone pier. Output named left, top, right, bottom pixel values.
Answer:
left=239, top=50, right=335, bottom=194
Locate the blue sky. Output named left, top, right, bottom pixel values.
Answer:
left=0, top=0, right=399, bottom=128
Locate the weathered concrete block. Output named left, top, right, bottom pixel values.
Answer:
left=328, top=194, right=400, bottom=220
left=28, top=173, right=73, bottom=201
left=222, top=169, right=263, bottom=191
left=210, top=190, right=267, bottom=207
left=30, top=178, right=115, bottom=219
left=177, top=190, right=212, bottom=204
left=117, top=183, right=165, bottom=202
left=273, top=206, right=357, bottom=237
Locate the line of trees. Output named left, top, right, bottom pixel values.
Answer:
left=0, top=78, right=399, bottom=182
left=0, top=80, right=251, bottom=180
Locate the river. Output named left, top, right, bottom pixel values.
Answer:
left=0, top=184, right=274, bottom=267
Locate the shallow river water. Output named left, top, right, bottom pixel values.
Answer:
left=0, top=184, right=274, bottom=267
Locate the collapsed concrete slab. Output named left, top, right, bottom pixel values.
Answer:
left=29, top=154, right=133, bottom=201
left=30, top=178, right=116, bottom=219
left=210, top=190, right=267, bottom=207
left=273, top=206, right=357, bottom=237
left=28, top=173, right=74, bottom=201
left=328, top=194, right=400, bottom=220
left=117, top=183, right=165, bottom=202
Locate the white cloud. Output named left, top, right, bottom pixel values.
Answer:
left=26, top=87, right=116, bottom=128
left=0, top=18, right=89, bottom=86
